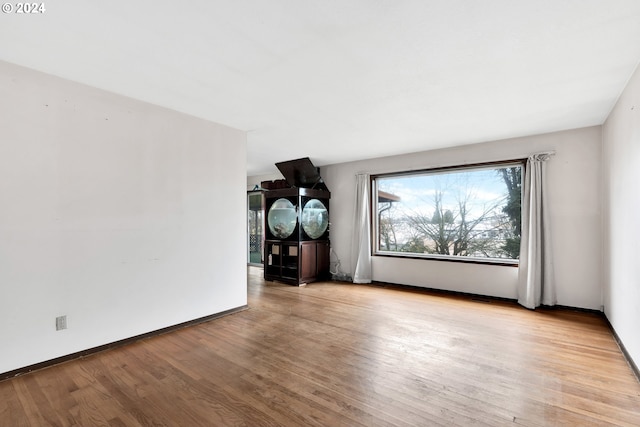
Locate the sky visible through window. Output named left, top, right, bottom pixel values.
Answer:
left=377, top=168, right=507, bottom=219
left=375, top=165, right=521, bottom=260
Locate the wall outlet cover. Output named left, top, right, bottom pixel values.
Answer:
left=56, top=315, right=67, bottom=331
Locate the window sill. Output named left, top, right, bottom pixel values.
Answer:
left=373, top=251, right=519, bottom=267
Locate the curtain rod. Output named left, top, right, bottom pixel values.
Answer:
left=529, top=151, right=556, bottom=161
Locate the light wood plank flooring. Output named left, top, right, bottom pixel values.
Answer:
left=1, top=266, right=639, bottom=426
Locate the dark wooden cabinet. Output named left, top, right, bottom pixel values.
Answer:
left=263, top=157, right=331, bottom=286
left=264, top=187, right=330, bottom=285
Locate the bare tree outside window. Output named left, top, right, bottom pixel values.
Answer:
left=374, top=163, right=523, bottom=262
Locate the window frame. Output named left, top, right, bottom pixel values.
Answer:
left=371, top=159, right=526, bottom=267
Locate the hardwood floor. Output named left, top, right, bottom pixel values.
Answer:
left=2, top=266, right=639, bottom=426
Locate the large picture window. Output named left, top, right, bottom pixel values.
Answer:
left=373, top=162, right=523, bottom=264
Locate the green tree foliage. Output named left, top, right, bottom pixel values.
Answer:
left=403, top=235, right=428, bottom=253
left=499, top=167, right=522, bottom=259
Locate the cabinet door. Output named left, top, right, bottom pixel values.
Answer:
left=300, top=242, right=317, bottom=280
left=316, top=241, right=330, bottom=278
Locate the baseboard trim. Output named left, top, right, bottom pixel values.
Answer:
left=367, top=281, right=606, bottom=314
left=604, top=317, right=640, bottom=384
left=368, top=280, right=519, bottom=305
left=0, top=305, right=249, bottom=382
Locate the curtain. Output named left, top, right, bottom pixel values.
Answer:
left=352, top=173, right=372, bottom=283
left=517, top=153, right=556, bottom=309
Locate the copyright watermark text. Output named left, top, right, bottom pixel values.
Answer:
left=2, top=3, right=46, bottom=13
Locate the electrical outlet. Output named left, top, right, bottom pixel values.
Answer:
left=56, top=315, right=67, bottom=331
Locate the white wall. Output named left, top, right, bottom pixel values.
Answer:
left=603, top=63, right=640, bottom=369
left=323, top=127, right=602, bottom=308
left=0, top=61, right=247, bottom=374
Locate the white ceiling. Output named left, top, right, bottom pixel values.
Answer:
left=2, top=1, right=640, bottom=175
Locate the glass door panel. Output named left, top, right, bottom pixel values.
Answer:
left=247, top=192, right=264, bottom=265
